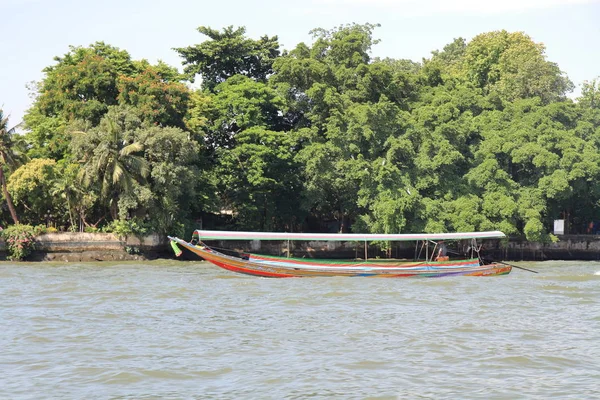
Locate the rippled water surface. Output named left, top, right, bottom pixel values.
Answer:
left=1, top=260, right=599, bottom=399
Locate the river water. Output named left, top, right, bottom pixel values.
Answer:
left=1, top=260, right=599, bottom=399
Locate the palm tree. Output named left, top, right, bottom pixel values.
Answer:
left=78, top=112, right=149, bottom=220
left=51, top=164, right=84, bottom=231
left=0, top=110, right=27, bottom=225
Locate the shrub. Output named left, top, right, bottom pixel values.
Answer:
left=0, top=225, right=45, bottom=261
left=102, top=218, right=148, bottom=240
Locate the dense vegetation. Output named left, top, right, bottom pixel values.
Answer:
left=2, top=24, right=600, bottom=241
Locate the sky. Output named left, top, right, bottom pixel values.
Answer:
left=1, top=0, right=599, bottom=127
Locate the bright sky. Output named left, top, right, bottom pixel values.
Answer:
left=2, top=0, right=599, bottom=126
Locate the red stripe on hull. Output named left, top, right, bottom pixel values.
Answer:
left=211, top=259, right=296, bottom=278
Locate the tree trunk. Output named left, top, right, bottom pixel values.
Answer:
left=339, top=212, right=346, bottom=233
left=0, top=168, right=19, bottom=225
left=110, top=197, right=118, bottom=221
left=67, top=197, right=75, bottom=231
left=260, top=194, right=267, bottom=231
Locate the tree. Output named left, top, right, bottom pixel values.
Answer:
left=205, top=75, right=287, bottom=148
left=184, top=90, right=212, bottom=138
left=24, top=43, right=188, bottom=160
left=460, top=31, right=573, bottom=104
left=72, top=106, right=149, bottom=220
left=22, top=106, right=70, bottom=160
left=175, top=26, right=280, bottom=91
left=420, top=38, right=466, bottom=87
left=0, top=110, right=26, bottom=225
left=271, top=23, right=424, bottom=232
left=23, top=42, right=136, bottom=161
left=7, top=158, right=57, bottom=226
left=465, top=98, right=600, bottom=239
left=50, top=162, right=86, bottom=231
left=136, top=125, right=207, bottom=234
left=214, top=127, right=302, bottom=231
left=117, top=63, right=190, bottom=128
left=33, top=42, right=135, bottom=124
left=18, top=25, right=600, bottom=240
left=578, top=78, right=600, bottom=110
left=430, top=38, right=467, bottom=68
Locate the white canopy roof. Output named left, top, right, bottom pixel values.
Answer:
left=193, top=230, right=506, bottom=241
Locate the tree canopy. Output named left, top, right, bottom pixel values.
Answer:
left=5, top=24, right=599, bottom=241
left=174, top=26, right=280, bottom=91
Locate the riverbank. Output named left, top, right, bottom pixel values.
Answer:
left=3, top=232, right=600, bottom=261
left=0, top=232, right=173, bottom=262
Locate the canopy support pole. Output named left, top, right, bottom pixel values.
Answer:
left=364, top=240, right=368, bottom=260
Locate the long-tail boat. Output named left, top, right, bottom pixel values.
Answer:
left=167, top=230, right=511, bottom=278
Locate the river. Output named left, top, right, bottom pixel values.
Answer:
left=1, top=260, right=599, bottom=399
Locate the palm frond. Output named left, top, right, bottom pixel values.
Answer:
left=121, top=172, right=133, bottom=194
left=0, top=110, right=26, bottom=170
left=77, top=167, right=90, bottom=187
left=101, top=170, right=112, bottom=199
left=120, top=142, right=144, bottom=156
left=112, top=163, right=124, bottom=185
left=125, top=155, right=150, bottom=178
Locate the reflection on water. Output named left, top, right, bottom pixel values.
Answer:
left=1, top=260, right=599, bottom=399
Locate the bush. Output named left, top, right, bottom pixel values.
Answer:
left=102, top=218, right=148, bottom=240
left=0, top=225, right=46, bottom=261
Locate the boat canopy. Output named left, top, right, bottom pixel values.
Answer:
left=192, top=230, right=506, bottom=242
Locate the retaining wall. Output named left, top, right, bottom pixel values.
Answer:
left=0, top=232, right=170, bottom=262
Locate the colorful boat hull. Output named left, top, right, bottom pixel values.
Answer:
left=168, top=237, right=511, bottom=278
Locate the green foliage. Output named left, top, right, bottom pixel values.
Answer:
left=578, top=78, right=600, bottom=110
left=34, top=42, right=135, bottom=124
left=459, top=30, right=573, bottom=104
left=22, top=108, right=69, bottom=160
left=184, top=90, right=212, bottom=136
left=175, top=26, right=280, bottom=91
left=7, top=158, right=57, bottom=225
left=23, top=42, right=189, bottom=162
left=50, top=162, right=86, bottom=231
left=72, top=106, right=149, bottom=220
left=0, top=110, right=27, bottom=225
left=213, top=126, right=302, bottom=230
left=125, top=245, right=141, bottom=255
left=117, top=64, right=190, bottom=128
left=136, top=125, right=206, bottom=234
left=199, top=75, right=287, bottom=149
left=103, top=218, right=148, bottom=239
left=0, top=224, right=45, bottom=261
left=12, top=25, right=600, bottom=243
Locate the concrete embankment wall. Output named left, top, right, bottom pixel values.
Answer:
left=2, top=233, right=600, bottom=261
left=484, top=235, right=600, bottom=261
left=0, top=233, right=172, bottom=262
